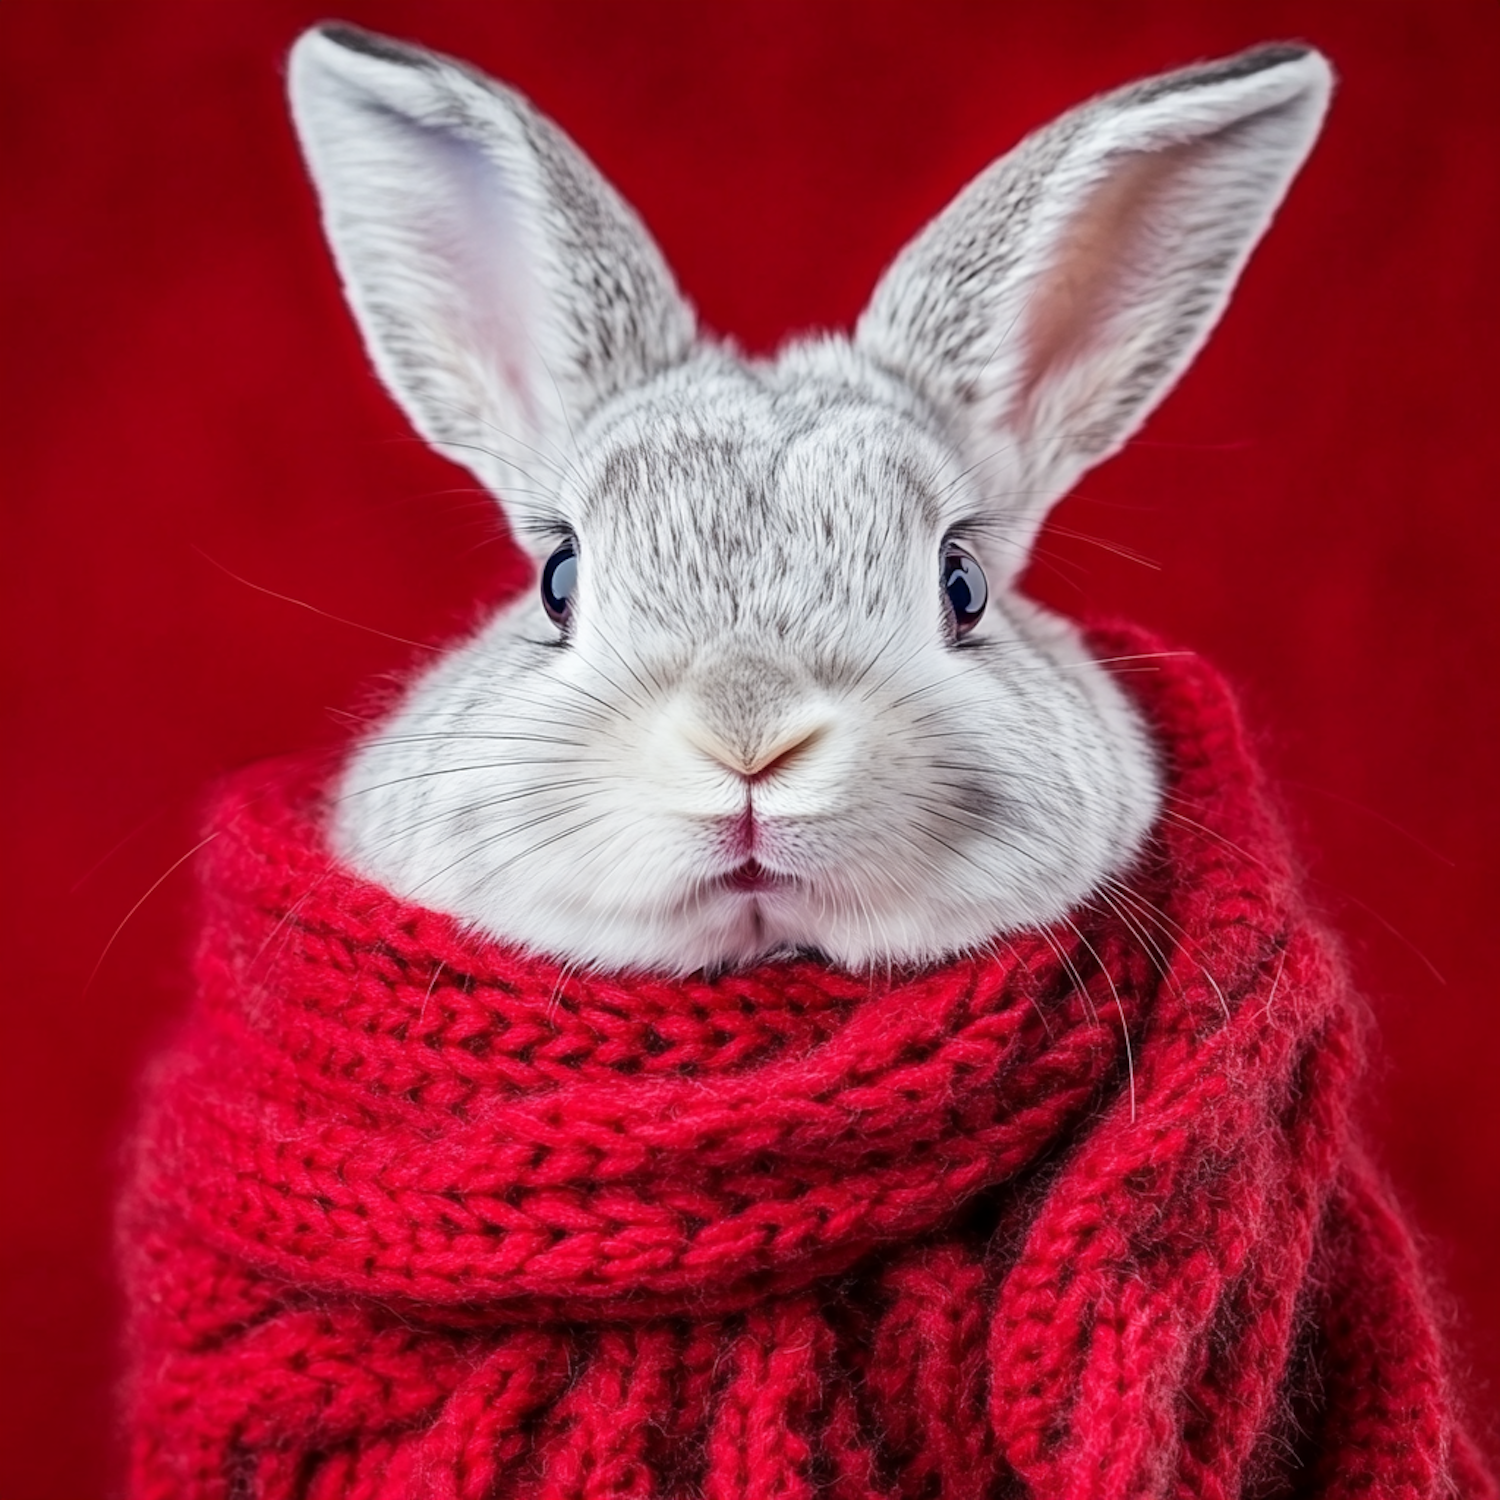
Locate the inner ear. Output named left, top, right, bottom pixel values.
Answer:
left=1014, top=141, right=1198, bottom=437
left=395, top=119, right=546, bottom=433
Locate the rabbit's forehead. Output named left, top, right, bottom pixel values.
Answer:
left=570, top=381, right=954, bottom=624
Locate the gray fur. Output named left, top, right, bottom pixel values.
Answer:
left=287, top=26, right=1331, bottom=973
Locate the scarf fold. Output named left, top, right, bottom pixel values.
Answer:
left=119, top=628, right=1495, bottom=1499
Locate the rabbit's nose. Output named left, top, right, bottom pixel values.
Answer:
left=687, top=724, right=827, bottom=782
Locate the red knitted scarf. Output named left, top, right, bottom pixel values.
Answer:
left=119, top=632, right=1495, bottom=1500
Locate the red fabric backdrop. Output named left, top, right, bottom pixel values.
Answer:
left=4, top=2, right=1498, bottom=1491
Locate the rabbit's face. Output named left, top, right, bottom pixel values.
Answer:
left=292, top=25, right=1329, bottom=972
left=338, top=349, right=1157, bottom=970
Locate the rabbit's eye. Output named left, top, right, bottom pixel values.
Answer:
left=942, top=545, right=987, bottom=637
left=541, top=542, right=577, bottom=628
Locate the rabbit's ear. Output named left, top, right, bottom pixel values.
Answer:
left=856, top=45, right=1331, bottom=578
left=288, top=25, right=696, bottom=529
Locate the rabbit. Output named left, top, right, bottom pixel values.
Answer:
left=288, top=24, right=1331, bottom=976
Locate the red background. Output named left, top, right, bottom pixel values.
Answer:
left=4, top=1, right=1498, bottom=1490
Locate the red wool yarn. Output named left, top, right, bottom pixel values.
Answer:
left=119, top=631, right=1496, bottom=1499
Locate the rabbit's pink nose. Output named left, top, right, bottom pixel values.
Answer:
left=742, top=726, right=827, bottom=782
left=688, top=725, right=826, bottom=782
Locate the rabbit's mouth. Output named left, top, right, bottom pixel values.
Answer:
left=717, top=860, right=797, bottom=894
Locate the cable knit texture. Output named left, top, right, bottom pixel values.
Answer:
left=119, top=629, right=1496, bottom=1499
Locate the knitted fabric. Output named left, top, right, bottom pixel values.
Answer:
left=118, top=629, right=1496, bottom=1500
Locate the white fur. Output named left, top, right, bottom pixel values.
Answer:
left=288, top=26, right=1331, bottom=974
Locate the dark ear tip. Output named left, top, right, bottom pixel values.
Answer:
left=310, top=21, right=428, bottom=68
left=1131, top=42, right=1331, bottom=107
left=1186, top=42, right=1325, bottom=88
left=1231, top=42, right=1316, bottom=72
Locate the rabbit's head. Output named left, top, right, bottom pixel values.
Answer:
left=289, top=26, right=1330, bottom=974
